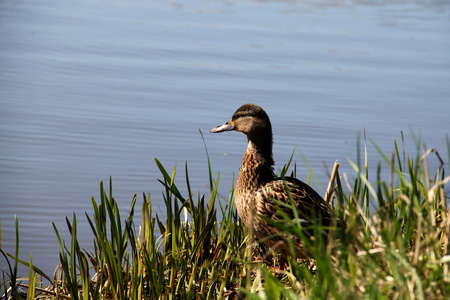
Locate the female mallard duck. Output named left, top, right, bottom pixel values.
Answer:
left=210, top=103, right=336, bottom=257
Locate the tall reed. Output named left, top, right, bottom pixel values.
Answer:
left=0, top=133, right=448, bottom=299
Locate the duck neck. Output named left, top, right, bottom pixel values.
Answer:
left=238, top=135, right=274, bottom=189
left=247, top=136, right=274, bottom=166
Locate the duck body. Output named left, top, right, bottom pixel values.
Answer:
left=210, top=104, right=335, bottom=256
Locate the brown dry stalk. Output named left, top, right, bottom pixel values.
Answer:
left=324, top=161, right=340, bottom=205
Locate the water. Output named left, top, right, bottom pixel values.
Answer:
left=1, top=0, right=449, bottom=278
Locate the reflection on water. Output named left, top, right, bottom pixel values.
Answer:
left=0, top=0, right=449, bottom=277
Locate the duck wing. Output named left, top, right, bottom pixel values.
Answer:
left=257, top=177, right=335, bottom=227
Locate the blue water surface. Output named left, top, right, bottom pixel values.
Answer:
left=1, top=0, right=449, bottom=277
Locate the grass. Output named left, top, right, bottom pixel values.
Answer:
left=1, top=132, right=449, bottom=299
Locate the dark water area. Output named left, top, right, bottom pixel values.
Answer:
left=1, top=0, right=449, bottom=277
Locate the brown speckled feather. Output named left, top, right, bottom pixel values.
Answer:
left=258, top=177, right=334, bottom=226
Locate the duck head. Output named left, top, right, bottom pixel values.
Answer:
left=210, top=104, right=274, bottom=163
left=210, top=104, right=272, bottom=138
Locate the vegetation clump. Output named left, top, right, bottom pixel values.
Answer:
left=1, top=133, right=449, bottom=299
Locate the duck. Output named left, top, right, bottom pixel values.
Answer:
left=210, top=103, right=337, bottom=258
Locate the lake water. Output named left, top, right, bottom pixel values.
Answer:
left=1, top=0, right=449, bottom=278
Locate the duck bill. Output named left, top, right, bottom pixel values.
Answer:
left=210, top=120, right=234, bottom=133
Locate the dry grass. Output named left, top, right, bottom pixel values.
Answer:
left=1, top=132, right=449, bottom=299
